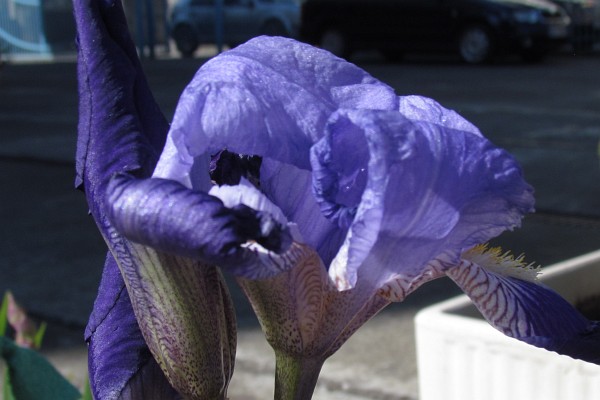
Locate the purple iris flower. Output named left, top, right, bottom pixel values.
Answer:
left=151, top=34, right=600, bottom=395
left=75, top=0, right=599, bottom=398
left=145, top=33, right=598, bottom=397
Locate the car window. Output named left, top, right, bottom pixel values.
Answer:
left=190, top=0, right=215, bottom=6
left=225, top=0, right=253, bottom=5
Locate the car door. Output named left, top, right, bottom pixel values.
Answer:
left=188, top=0, right=217, bottom=42
left=223, top=0, right=261, bottom=45
left=377, top=0, right=454, bottom=50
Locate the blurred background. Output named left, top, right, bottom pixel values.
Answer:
left=1, top=0, right=600, bottom=399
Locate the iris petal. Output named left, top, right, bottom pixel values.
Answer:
left=312, top=109, right=534, bottom=290
left=153, top=36, right=397, bottom=184
left=208, top=180, right=330, bottom=279
left=398, top=95, right=482, bottom=136
left=105, top=174, right=293, bottom=277
left=74, top=0, right=176, bottom=396
left=260, top=159, right=347, bottom=265
left=446, top=257, right=600, bottom=364
left=75, top=0, right=168, bottom=195
left=74, top=0, right=252, bottom=396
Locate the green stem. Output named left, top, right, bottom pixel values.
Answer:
left=274, top=352, right=325, bottom=400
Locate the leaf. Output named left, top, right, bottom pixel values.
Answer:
left=0, top=336, right=81, bottom=400
left=3, top=367, right=16, bottom=400
left=0, top=292, right=9, bottom=337
left=33, top=322, right=47, bottom=349
left=79, top=377, right=92, bottom=400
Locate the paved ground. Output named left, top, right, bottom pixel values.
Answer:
left=1, top=50, right=600, bottom=399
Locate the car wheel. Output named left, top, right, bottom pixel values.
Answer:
left=173, top=24, right=198, bottom=57
left=261, top=20, right=288, bottom=37
left=319, top=28, right=349, bottom=59
left=458, top=25, right=493, bottom=64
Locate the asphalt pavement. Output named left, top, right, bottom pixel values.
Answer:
left=1, top=50, right=600, bottom=399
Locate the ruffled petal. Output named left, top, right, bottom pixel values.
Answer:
left=398, top=95, right=482, bottom=136
left=153, top=36, right=397, bottom=184
left=311, top=108, right=534, bottom=290
left=446, top=252, right=600, bottom=364
left=86, top=254, right=179, bottom=400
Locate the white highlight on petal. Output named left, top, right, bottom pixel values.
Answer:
left=210, top=178, right=287, bottom=222
left=209, top=178, right=304, bottom=243
left=328, top=230, right=352, bottom=290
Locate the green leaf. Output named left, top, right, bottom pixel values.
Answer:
left=33, top=322, right=47, bottom=349
left=79, top=377, right=92, bottom=400
left=0, top=336, right=81, bottom=400
left=3, top=367, right=16, bottom=400
left=0, top=292, right=9, bottom=337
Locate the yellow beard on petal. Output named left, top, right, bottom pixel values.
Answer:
left=462, top=244, right=540, bottom=283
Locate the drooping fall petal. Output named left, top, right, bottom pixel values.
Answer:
left=446, top=246, right=600, bottom=364
left=104, top=174, right=292, bottom=274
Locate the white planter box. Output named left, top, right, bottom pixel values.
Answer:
left=415, top=249, right=600, bottom=400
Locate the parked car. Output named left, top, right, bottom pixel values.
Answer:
left=300, top=0, right=571, bottom=63
left=553, top=0, right=600, bottom=50
left=170, top=0, right=300, bottom=57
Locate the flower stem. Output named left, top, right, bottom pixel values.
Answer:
left=274, top=352, right=324, bottom=400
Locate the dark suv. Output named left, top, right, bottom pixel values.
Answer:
left=300, top=0, right=571, bottom=63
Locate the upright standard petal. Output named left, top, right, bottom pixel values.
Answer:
left=260, top=159, right=348, bottom=266
left=311, top=108, right=534, bottom=292
left=152, top=37, right=393, bottom=266
left=446, top=246, right=600, bottom=364
left=153, top=35, right=398, bottom=186
left=398, top=95, right=482, bottom=136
